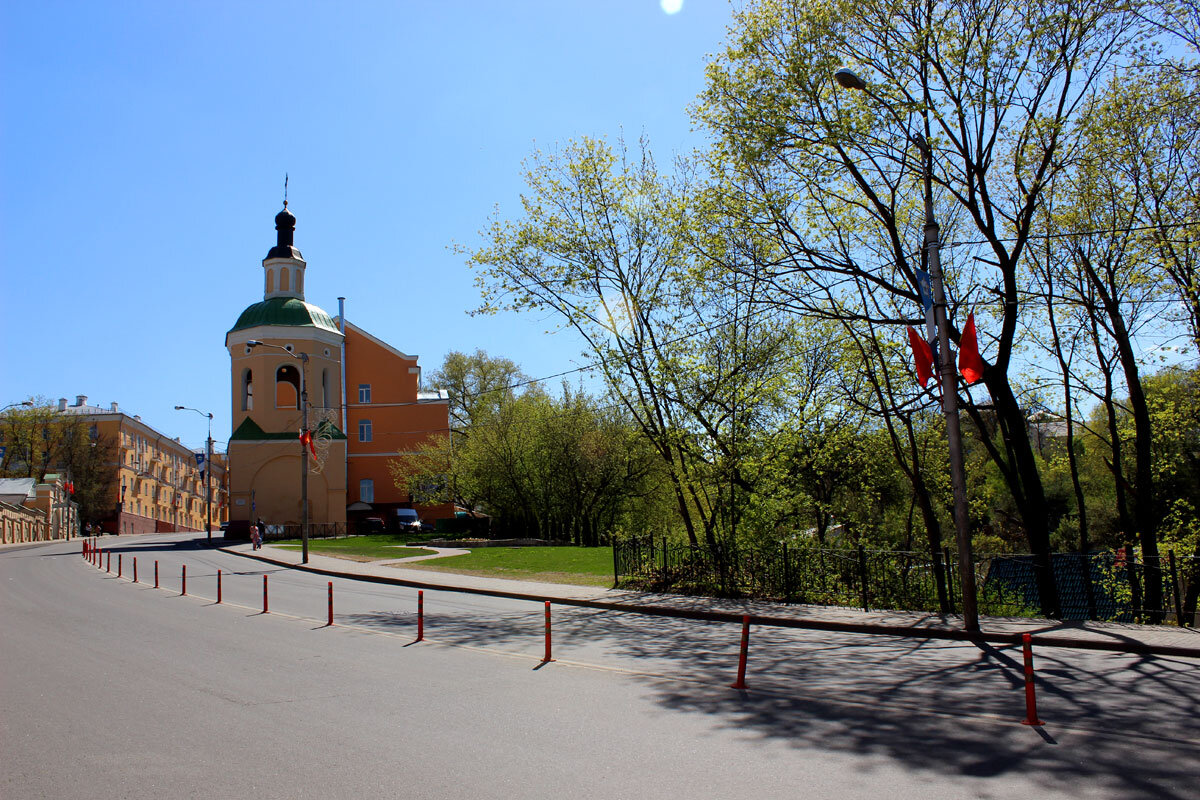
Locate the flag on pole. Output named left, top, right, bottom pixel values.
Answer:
left=958, top=313, right=986, bottom=384
left=300, top=430, right=316, bottom=458
left=906, top=326, right=935, bottom=387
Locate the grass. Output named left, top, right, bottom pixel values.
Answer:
left=269, top=535, right=615, bottom=586
left=399, top=546, right=615, bottom=587
left=272, top=534, right=434, bottom=562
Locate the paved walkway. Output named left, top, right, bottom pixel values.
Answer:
left=217, top=540, right=1200, bottom=657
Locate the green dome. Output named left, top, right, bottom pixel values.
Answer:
left=229, top=297, right=339, bottom=334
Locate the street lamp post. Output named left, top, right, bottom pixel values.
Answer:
left=834, top=67, right=979, bottom=632
left=247, top=340, right=311, bottom=564
left=174, top=406, right=214, bottom=541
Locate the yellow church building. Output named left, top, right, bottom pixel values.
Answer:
left=224, top=204, right=448, bottom=538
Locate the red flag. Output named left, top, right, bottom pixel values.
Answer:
left=958, top=313, right=986, bottom=385
left=906, top=326, right=935, bottom=386
left=299, top=430, right=317, bottom=458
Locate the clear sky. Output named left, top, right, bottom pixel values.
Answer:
left=1, top=0, right=734, bottom=451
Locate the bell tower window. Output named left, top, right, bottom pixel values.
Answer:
left=280, top=267, right=290, bottom=292
left=266, top=270, right=274, bottom=294
left=242, top=368, right=254, bottom=411
left=275, top=364, right=300, bottom=409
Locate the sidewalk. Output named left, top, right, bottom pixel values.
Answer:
left=219, top=541, right=1200, bottom=658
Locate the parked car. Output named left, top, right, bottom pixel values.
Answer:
left=394, top=508, right=422, bottom=532
left=361, top=516, right=386, bottom=534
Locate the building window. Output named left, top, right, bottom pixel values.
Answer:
left=359, top=479, right=374, bottom=504
left=276, top=364, right=300, bottom=409
left=242, top=368, right=253, bottom=411
left=280, top=267, right=290, bottom=291
left=358, top=384, right=371, bottom=403
left=266, top=270, right=274, bottom=293
left=358, top=419, right=372, bottom=442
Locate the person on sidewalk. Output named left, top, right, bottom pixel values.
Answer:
left=250, top=522, right=261, bottom=550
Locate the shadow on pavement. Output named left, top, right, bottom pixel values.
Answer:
left=341, top=600, right=1197, bottom=800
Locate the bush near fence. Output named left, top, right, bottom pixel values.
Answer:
left=613, top=537, right=1196, bottom=625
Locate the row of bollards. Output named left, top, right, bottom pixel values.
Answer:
left=79, top=539, right=1045, bottom=725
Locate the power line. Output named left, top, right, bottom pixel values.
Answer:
left=944, top=219, right=1199, bottom=248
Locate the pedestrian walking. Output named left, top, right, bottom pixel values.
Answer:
left=250, top=522, right=261, bottom=550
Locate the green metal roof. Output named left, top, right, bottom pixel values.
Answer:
left=229, top=297, right=340, bottom=334
left=230, top=417, right=346, bottom=442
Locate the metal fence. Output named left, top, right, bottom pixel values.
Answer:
left=261, top=522, right=358, bottom=542
left=613, top=537, right=1197, bottom=625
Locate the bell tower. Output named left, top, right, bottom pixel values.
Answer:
left=224, top=203, right=347, bottom=535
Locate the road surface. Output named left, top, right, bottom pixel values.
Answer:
left=2, top=533, right=1196, bottom=799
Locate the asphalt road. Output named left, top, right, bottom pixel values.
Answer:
left=2, top=533, right=1197, bottom=799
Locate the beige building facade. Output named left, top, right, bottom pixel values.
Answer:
left=224, top=204, right=348, bottom=535
left=57, top=397, right=228, bottom=535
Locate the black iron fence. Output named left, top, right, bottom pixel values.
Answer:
left=261, top=522, right=359, bottom=542
left=613, top=537, right=1197, bottom=625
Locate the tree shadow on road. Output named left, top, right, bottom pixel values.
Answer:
left=341, top=601, right=1197, bottom=799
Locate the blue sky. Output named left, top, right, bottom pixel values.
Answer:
left=1, top=0, right=733, bottom=450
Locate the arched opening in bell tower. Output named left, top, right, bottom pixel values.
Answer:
left=275, top=364, right=300, bottom=409
left=241, top=368, right=254, bottom=411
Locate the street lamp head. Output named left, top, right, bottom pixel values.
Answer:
left=247, top=339, right=263, bottom=347
left=174, top=405, right=185, bottom=410
left=834, top=67, right=866, bottom=91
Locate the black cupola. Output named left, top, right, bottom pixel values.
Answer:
left=266, top=203, right=303, bottom=260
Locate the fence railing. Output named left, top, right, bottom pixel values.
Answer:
left=261, top=522, right=358, bottom=542
left=613, top=537, right=1197, bottom=625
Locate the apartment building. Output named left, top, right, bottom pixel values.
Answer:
left=57, top=396, right=228, bottom=535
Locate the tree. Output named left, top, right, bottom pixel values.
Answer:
left=398, top=352, right=665, bottom=542
left=468, top=136, right=815, bottom=551
left=0, top=399, right=117, bottom=526
left=694, top=0, right=1158, bottom=616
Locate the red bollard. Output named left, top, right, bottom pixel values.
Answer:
left=327, top=582, right=333, bottom=626
left=217, top=570, right=222, bottom=604
left=133, top=557, right=138, bottom=583
left=542, top=601, right=554, bottom=663
left=731, top=614, right=751, bottom=689
left=118, top=554, right=122, bottom=578
left=1021, top=633, right=1044, bottom=726
left=263, top=575, right=269, bottom=613
left=416, top=591, right=424, bottom=642
left=182, top=565, right=187, bottom=596
left=154, top=560, right=159, bottom=588
left=106, top=551, right=111, bottom=573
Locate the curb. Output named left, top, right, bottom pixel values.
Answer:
left=217, top=545, right=1200, bottom=660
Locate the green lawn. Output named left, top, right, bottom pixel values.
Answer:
left=272, top=534, right=434, bottom=562
left=269, top=535, right=614, bottom=586
left=399, top=546, right=614, bottom=587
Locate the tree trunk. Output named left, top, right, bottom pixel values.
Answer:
left=983, top=374, right=1061, bottom=618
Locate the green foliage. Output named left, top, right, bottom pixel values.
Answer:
left=395, top=351, right=667, bottom=544
left=0, top=398, right=117, bottom=525
left=451, top=0, right=1199, bottom=599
